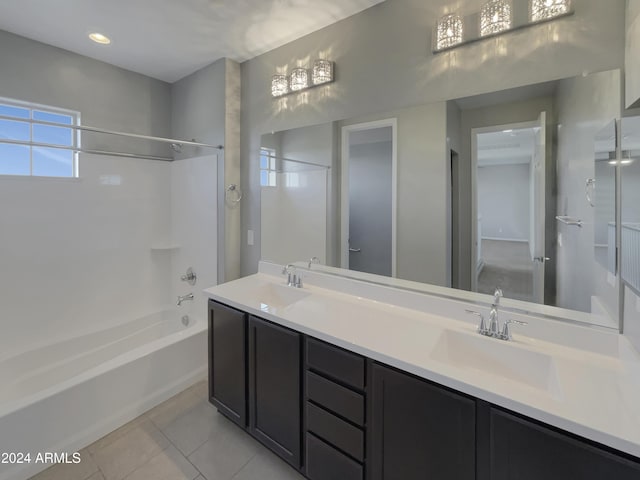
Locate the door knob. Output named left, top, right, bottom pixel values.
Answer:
left=534, top=256, right=550, bottom=263
left=349, top=248, right=362, bottom=253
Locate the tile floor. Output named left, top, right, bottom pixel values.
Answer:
left=30, top=381, right=305, bottom=480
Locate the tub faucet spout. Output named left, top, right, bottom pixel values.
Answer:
left=177, top=293, right=194, bottom=306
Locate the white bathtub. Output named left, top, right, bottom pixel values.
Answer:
left=0, top=309, right=208, bottom=480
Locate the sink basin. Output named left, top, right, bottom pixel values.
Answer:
left=252, top=283, right=311, bottom=311
left=430, top=330, right=562, bottom=398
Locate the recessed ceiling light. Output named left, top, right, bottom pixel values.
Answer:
left=89, top=33, right=111, bottom=45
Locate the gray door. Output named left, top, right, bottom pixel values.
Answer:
left=348, top=129, right=393, bottom=276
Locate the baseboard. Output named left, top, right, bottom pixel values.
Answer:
left=481, top=237, right=529, bottom=243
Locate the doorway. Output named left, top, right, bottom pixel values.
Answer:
left=341, top=119, right=397, bottom=277
left=471, top=114, right=547, bottom=303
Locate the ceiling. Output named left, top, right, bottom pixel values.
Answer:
left=0, top=0, right=385, bottom=83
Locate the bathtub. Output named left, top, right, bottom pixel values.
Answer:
left=0, top=309, right=207, bottom=480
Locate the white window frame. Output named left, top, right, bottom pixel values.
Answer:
left=260, top=147, right=277, bottom=187
left=0, top=96, right=81, bottom=178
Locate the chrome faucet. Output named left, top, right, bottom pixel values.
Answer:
left=177, top=293, right=194, bottom=306
left=488, top=288, right=503, bottom=337
left=308, top=256, right=320, bottom=269
left=466, top=287, right=528, bottom=341
left=282, top=264, right=303, bottom=288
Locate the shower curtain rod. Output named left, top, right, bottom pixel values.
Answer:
left=0, top=114, right=225, bottom=151
left=274, top=155, right=331, bottom=169
left=0, top=138, right=173, bottom=161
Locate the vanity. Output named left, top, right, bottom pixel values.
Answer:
left=205, top=262, right=640, bottom=480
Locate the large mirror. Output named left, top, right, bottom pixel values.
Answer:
left=621, top=116, right=640, bottom=297
left=260, top=69, right=623, bottom=329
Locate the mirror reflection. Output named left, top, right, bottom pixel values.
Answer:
left=261, top=69, right=623, bottom=328
left=621, top=116, right=640, bottom=296
left=593, top=121, right=617, bottom=274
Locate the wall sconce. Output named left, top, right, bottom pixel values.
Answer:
left=271, top=59, right=334, bottom=98
left=436, top=14, right=464, bottom=50
left=312, top=60, right=334, bottom=85
left=433, top=0, right=573, bottom=53
left=271, top=75, right=289, bottom=97
left=530, top=0, right=571, bottom=22
left=290, top=68, right=309, bottom=92
left=480, top=0, right=512, bottom=37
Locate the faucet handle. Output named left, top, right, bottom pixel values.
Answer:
left=466, top=310, right=488, bottom=335
left=499, top=319, right=528, bottom=341
left=493, top=288, right=503, bottom=304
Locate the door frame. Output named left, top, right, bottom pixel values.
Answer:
left=470, top=119, right=540, bottom=293
left=341, top=119, right=398, bottom=277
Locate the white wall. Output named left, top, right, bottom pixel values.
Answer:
left=555, top=70, right=622, bottom=319
left=241, top=0, right=626, bottom=276
left=477, top=163, right=531, bottom=241
left=0, top=156, right=172, bottom=354
left=170, top=156, right=219, bottom=323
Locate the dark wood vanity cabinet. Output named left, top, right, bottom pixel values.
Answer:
left=248, top=315, right=302, bottom=469
left=369, top=362, right=476, bottom=480
left=484, top=407, right=640, bottom=480
left=208, top=300, right=640, bottom=480
left=208, top=301, right=302, bottom=469
left=304, top=338, right=367, bottom=480
left=208, top=300, right=247, bottom=428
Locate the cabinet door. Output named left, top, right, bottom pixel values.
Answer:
left=369, top=363, right=475, bottom=480
left=249, top=316, right=302, bottom=468
left=489, top=408, right=640, bottom=480
left=208, top=301, right=247, bottom=428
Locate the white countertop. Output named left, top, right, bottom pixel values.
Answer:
left=205, top=263, right=640, bottom=459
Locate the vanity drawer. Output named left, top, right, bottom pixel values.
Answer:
left=306, top=371, right=364, bottom=426
left=306, top=432, right=363, bottom=480
left=306, top=401, right=364, bottom=461
left=306, top=337, right=365, bottom=390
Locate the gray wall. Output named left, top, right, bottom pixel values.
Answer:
left=171, top=58, right=242, bottom=283
left=0, top=30, right=171, bottom=156
left=477, top=163, right=531, bottom=241
left=240, top=0, right=626, bottom=277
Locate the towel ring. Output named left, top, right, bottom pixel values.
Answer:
left=225, top=184, right=242, bottom=205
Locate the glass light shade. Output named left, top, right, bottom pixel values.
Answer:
left=436, top=14, right=464, bottom=51
left=480, top=0, right=512, bottom=37
left=271, top=75, right=289, bottom=97
left=530, top=0, right=570, bottom=22
left=290, top=68, right=309, bottom=92
left=312, top=60, right=333, bottom=85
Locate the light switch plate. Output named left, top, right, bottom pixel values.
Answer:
left=247, top=229, right=254, bottom=246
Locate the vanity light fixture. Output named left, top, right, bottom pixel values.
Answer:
left=530, top=0, right=571, bottom=22
left=272, top=59, right=334, bottom=98
left=290, top=68, right=309, bottom=92
left=480, top=0, right=512, bottom=37
left=271, top=75, right=289, bottom=97
left=312, top=60, right=333, bottom=86
left=433, top=0, right=573, bottom=53
left=89, top=32, right=111, bottom=45
left=436, top=14, right=464, bottom=50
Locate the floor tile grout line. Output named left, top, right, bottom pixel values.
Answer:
left=228, top=451, right=261, bottom=480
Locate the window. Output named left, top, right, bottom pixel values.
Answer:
left=260, top=147, right=277, bottom=187
left=0, top=98, right=80, bottom=177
